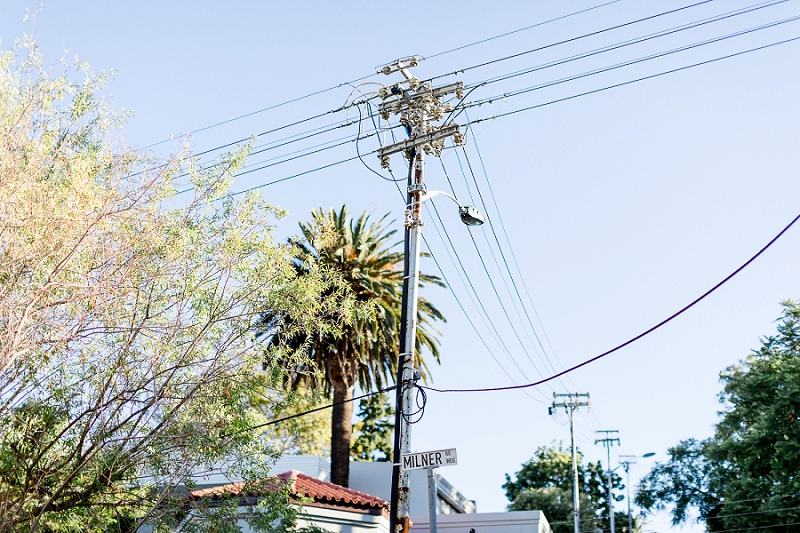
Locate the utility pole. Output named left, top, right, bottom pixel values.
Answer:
left=596, top=430, right=620, bottom=533
left=377, top=58, right=466, bottom=533
left=619, top=456, right=636, bottom=533
left=550, top=393, right=590, bottom=533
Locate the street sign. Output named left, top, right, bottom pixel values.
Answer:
left=401, top=448, right=457, bottom=471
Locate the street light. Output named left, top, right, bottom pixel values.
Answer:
left=618, top=453, right=655, bottom=533
left=411, top=190, right=486, bottom=226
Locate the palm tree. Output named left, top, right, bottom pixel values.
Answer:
left=261, top=206, right=444, bottom=487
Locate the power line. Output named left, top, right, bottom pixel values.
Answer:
left=459, top=144, right=563, bottom=379
left=170, top=34, right=800, bottom=198
left=456, top=13, right=800, bottom=119
left=463, top=113, right=571, bottom=382
left=467, top=34, right=800, bottom=126
left=429, top=0, right=719, bottom=82
left=419, top=207, right=800, bottom=393
left=441, top=156, right=554, bottom=384
left=459, top=0, right=790, bottom=94
left=140, top=74, right=379, bottom=150
left=425, top=0, right=623, bottom=60
left=246, top=386, right=394, bottom=432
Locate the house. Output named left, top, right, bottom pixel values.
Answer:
left=180, top=457, right=552, bottom=533
left=185, top=469, right=390, bottom=533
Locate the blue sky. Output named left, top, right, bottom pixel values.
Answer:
left=2, top=1, right=799, bottom=531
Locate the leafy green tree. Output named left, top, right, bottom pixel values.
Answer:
left=504, top=444, right=628, bottom=532
left=637, top=301, right=800, bottom=532
left=351, top=392, right=395, bottom=462
left=509, top=487, right=596, bottom=533
left=260, top=206, right=445, bottom=487
left=0, top=40, right=349, bottom=532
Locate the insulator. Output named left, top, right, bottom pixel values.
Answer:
left=432, top=107, right=444, bottom=120
left=452, top=131, right=465, bottom=145
left=381, top=66, right=392, bottom=76
left=408, top=77, right=421, bottom=91
left=380, top=155, right=391, bottom=169
left=422, top=143, right=434, bottom=155
left=443, top=103, right=453, bottom=112
left=380, top=110, right=390, bottom=120
left=456, top=89, right=464, bottom=100
left=432, top=140, right=444, bottom=157
left=403, top=149, right=412, bottom=160
left=409, top=57, right=419, bottom=67
left=400, top=115, right=410, bottom=127
left=379, top=87, right=391, bottom=99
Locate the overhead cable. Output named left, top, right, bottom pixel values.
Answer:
left=420, top=208, right=800, bottom=393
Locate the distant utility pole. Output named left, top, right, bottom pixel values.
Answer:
left=618, top=455, right=636, bottom=533
left=376, top=57, right=466, bottom=533
left=550, top=393, right=590, bottom=533
left=596, top=430, right=621, bottom=533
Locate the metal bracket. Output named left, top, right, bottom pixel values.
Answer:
left=408, top=183, right=427, bottom=195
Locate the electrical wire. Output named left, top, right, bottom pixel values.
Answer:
left=245, top=386, right=395, bottom=432
left=425, top=0, right=624, bottom=60
left=140, top=74, right=379, bottom=150
left=459, top=0, right=790, bottom=94
left=463, top=113, right=575, bottom=387
left=385, top=130, right=544, bottom=403
left=467, top=34, right=800, bottom=126
left=420, top=207, right=800, bottom=393
left=442, top=155, right=553, bottom=381
left=458, top=145, right=563, bottom=380
left=428, top=0, right=719, bottom=83
left=456, top=13, right=800, bottom=116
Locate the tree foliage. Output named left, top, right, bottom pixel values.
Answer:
left=259, top=206, right=444, bottom=486
left=636, top=301, right=800, bottom=532
left=504, top=444, right=628, bottom=533
left=350, top=392, right=394, bottom=462
left=0, top=40, right=351, bottom=532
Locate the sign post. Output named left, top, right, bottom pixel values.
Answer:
left=427, top=467, right=438, bottom=533
left=399, top=449, right=457, bottom=533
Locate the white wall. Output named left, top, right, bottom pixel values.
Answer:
left=408, top=511, right=552, bottom=533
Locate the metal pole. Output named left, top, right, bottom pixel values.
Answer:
left=607, top=445, right=614, bottom=533
left=625, top=464, right=632, bottom=533
left=569, top=404, right=580, bottom=533
left=427, top=467, right=438, bottom=533
left=389, top=149, right=424, bottom=533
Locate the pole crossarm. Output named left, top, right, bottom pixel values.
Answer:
left=377, top=124, right=463, bottom=159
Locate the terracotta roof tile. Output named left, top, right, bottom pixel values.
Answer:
left=189, top=470, right=388, bottom=512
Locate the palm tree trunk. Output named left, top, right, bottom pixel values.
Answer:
left=330, top=378, right=354, bottom=487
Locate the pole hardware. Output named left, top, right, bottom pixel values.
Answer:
left=376, top=65, right=466, bottom=170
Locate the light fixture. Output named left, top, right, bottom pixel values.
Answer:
left=412, top=190, right=486, bottom=227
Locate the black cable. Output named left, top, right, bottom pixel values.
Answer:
left=141, top=74, right=379, bottom=150
left=425, top=0, right=623, bottom=60
left=176, top=35, right=800, bottom=199
left=429, top=0, right=718, bottom=83
left=388, top=158, right=544, bottom=404
left=467, top=34, right=800, bottom=127
left=420, top=207, right=800, bottom=393
left=465, top=115, right=560, bottom=355
left=246, top=386, right=395, bottom=431
left=460, top=0, right=789, bottom=94
left=457, top=14, right=800, bottom=116
left=459, top=145, right=563, bottom=379
left=356, top=102, right=405, bottom=182
left=442, top=156, right=550, bottom=379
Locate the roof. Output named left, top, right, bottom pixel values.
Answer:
left=189, top=470, right=388, bottom=514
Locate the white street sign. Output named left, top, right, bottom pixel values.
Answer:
left=401, top=448, right=457, bottom=471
